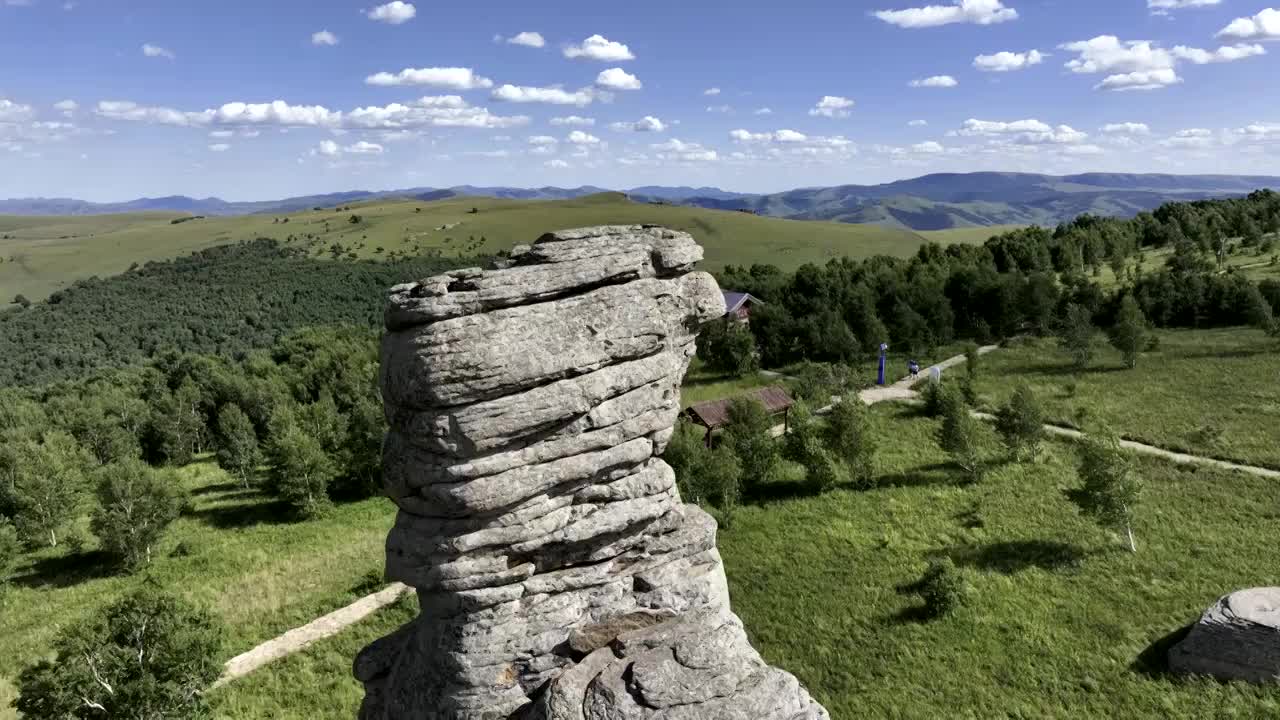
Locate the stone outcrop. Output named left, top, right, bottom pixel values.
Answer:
left=1168, top=587, right=1280, bottom=684
left=355, top=225, right=828, bottom=720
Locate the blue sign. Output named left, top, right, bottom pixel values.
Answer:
left=877, top=343, right=888, bottom=386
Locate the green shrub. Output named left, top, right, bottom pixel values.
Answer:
left=267, top=419, right=337, bottom=520
left=14, top=586, right=225, bottom=718
left=937, top=391, right=984, bottom=483
left=918, top=557, right=968, bottom=619
left=90, top=459, right=185, bottom=572
left=823, top=398, right=877, bottom=490
left=1068, top=428, right=1141, bottom=552
left=995, top=385, right=1046, bottom=461
left=0, top=517, right=21, bottom=590
left=722, top=397, right=779, bottom=496
left=215, top=404, right=260, bottom=489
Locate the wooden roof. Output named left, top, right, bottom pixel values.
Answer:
left=684, top=385, right=794, bottom=429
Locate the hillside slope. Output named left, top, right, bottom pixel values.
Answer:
left=0, top=193, right=967, bottom=303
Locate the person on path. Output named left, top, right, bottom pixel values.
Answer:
left=908, top=359, right=920, bottom=379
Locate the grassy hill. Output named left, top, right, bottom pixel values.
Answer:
left=0, top=193, right=957, bottom=303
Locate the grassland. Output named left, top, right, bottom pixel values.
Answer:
left=0, top=459, right=396, bottom=720
left=0, top=193, right=984, bottom=303
left=916, top=224, right=1026, bottom=246
left=967, top=328, right=1280, bottom=469
left=206, top=402, right=1280, bottom=719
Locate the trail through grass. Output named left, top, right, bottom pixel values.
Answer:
left=967, top=329, right=1280, bottom=469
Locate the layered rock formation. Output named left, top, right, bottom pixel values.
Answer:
left=1168, top=587, right=1280, bottom=684
left=355, top=225, right=828, bottom=719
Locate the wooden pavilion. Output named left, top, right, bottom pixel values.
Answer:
left=682, top=385, right=795, bottom=447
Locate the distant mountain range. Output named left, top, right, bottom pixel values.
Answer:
left=4, top=173, right=1278, bottom=231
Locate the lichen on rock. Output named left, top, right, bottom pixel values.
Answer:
left=355, top=225, right=828, bottom=719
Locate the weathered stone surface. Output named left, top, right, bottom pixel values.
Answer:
left=357, top=226, right=828, bottom=720
left=1169, top=587, right=1280, bottom=684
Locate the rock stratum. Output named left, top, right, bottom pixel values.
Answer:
left=355, top=225, right=829, bottom=720
left=1168, top=587, right=1280, bottom=684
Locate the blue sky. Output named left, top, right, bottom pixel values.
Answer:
left=1, top=0, right=1278, bottom=200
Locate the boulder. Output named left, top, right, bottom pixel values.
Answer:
left=356, top=226, right=828, bottom=719
left=1168, top=587, right=1280, bottom=684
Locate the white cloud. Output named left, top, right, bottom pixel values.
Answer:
left=367, top=1, right=416, bottom=24
left=775, top=129, right=808, bottom=143
left=754, top=107, right=773, bottom=115
left=1061, top=36, right=1173, bottom=75
left=311, top=30, right=339, bottom=46
left=545, top=159, right=570, bottom=168
left=1096, top=68, right=1182, bottom=91
left=365, top=67, right=494, bottom=89
left=728, top=128, right=853, bottom=154
left=809, top=95, right=854, bottom=118
left=98, top=96, right=528, bottom=131
left=550, top=115, right=595, bottom=126
left=1171, top=44, right=1266, bottom=64
left=491, top=84, right=595, bottom=106
left=1238, top=122, right=1280, bottom=138
left=1102, top=122, right=1151, bottom=135
left=209, top=130, right=234, bottom=138
left=651, top=138, right=718, bottom=163
left=141, top=43, right=175, bottom=60
left=1159, top=128, right=1219, bottom=148
left=208, top=143, right=231, bottom=152
left=528, top=135, right=558, bottom=145
left=912, top=141, right=945, bottom=153
left=567, top=130, right=601, bottom=144
left=563, top=34, right=635, bottom=61
left=465, top=149, right=510, bottom=158
left=704, top=87, right=721, bottom=96
left=1061, top=144, right=1105, bottom=155
left=706, top=104, right=732, bottom=113
left=503, top=31, right=545, bottom=48
left=344, top=97, right=529, bottom=129
left=908, top=119, right=929, bottom=127
left=973, top=49, right=1044, bottom=71
left=1149, top=0, right=1222, bottom=11
left=213, top=101, right=340, bottom=126
left=314, top=139, right=385, bottom=156
left=957, top=118, right=1087, bottom=144
left=595, top=67, right=642, bottom=90
left=95, top=100, right=211, bottom=126
left=910, top=75, right=959, bottom=88
left=610, top=116, right=666, bottom=132
left=874, top=0, right=1018, bottom=28
left=0, top=99, right=33, bottom=122
left=52, top=99, right=78, bottom=116
left=1218, top=9, right=1280, bottom=41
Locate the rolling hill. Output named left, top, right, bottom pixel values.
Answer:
left=3, top=172, right=1277, bottom=231
left=669, top=172, right=1280, bottom=230
left=0, top=193, right=993, bottom=303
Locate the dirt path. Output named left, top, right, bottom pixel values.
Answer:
left=213, top=582, right=411, bottom=688
left=969, top=412, right=1280, bottom=480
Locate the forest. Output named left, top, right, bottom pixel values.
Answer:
left=716, top=190, right=1280, bottom=368
left=0, top=239, right=476, bottom=386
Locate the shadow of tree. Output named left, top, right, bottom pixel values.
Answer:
left=184, top=497, right=296, bottom=529
left=1014, top=362, right=1131, bottom=378
left=748, top=479, right=822, bottom=505
left=12, top=549, right=116, bottom=589
left=1132, top=624, right=1194, bottom=679
left=942, top=539, right=1088, bottom=574
left=189, top=481, right=248, bottom=497
left=877, top=462, right=961, bottom=490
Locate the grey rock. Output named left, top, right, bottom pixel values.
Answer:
left=1169, top=587, right=1280, bottom=684
left=357, top=226, right=827, bottom=720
